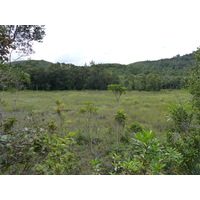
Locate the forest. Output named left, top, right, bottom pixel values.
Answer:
left=10, top=51, right=194, bottom=91
left=0, top=25, right=199, bottom=175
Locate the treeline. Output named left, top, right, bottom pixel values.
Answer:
left=11, top=52, right=195, bottom=91
left=125, top=73, right=187, bottom=91
left=14, top=62, right=119, bottom=90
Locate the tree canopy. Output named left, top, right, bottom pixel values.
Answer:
left=10, top=51, right=195, bottom=91
left=0, top=25, right=45, bottom=62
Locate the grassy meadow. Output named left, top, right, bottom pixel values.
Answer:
left=2, top=89, right=191, bottom=134
left=2, top=89, right=198, bottom=175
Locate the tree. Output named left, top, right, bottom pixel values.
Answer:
left=89, top=60, right=95, bottom=66
left=0, top=27, right=14, bottom=61
left=0, top=25, right=45, bottom=135
left=134, top=74, right=146, bottom=91
left=166, top=48, right=200, bottom=174
left=0, top=25, right=45, bottom=62
left=189, top=48, right=200, bottom=122
left=107, top=84, right=127, bottom=106
left=146, top=74, right=162, bottom=91
left=114, top=109, right=126, bottom=153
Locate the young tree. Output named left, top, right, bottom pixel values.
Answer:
left=107, top=84, right=127, bottom=106
left=114, top=109, right=126, bottom=153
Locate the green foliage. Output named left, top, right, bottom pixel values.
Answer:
left=108, top=84, right=127, bottom=104
left=55, top=99, right=68, bottom=119
left=33, top=134, right=77, bottom=175
left=55, top=98, right=62, bottom=106
left=110, top=131, right=183, bottom=175
left=165, top=127, right=200, bottom=174
left=80, top=102, right=98, bottom=115
left=47, top=120, right=58, bottom=132
left=0, top=25, right=45, bottom=61
left=0, top=26, right=14, bottom=61
left=13, top=62, right=119, bottom=91
left=3, top=117, right=17, bottom=133
left=108, top=84, right=127, bottom=96
left=133, top=130, right=155, bottom=143
left=189, top=49, right=200, bottom=96
left=108, top=84, right=127, bottom=93
left=0, top=64, right=30, bottom=90
left=114, top=109, right=126, bottom=127
left=90, top=158, right=101, bottom=175
left=9, top=51, right=196, bottom=91
left=146, top=74, right=162, bottom=91
left=166, top=53, right=200, bottom=174
left=189, top=48, right=200, bottom=122
left=1, top=90, right=197, bottom=175
left=126, top=122, right=144, bottom=133
left=121, top=121, right=144, bottom=144
left=114, top=109, right=127, bottom=153
left=0, top=117, right=77, bottom=175
left=79, top=102, right=99, bottom=152
left=168, top=102, right=193, bottom=132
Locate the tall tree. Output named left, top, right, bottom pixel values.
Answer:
left=0, top=25, right=45, bottom=135
left=0, top=27, right=13, bottom=61
left=0, top=25, right=45, bottom=62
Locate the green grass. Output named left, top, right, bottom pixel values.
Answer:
left=1, top=89, right=195, bottom=175
left=2, top=89, right=192, bottom=134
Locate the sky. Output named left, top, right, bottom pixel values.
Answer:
left=3, top=0, right=200, bottom=65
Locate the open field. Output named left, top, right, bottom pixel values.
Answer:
left=1, top=89, right=199, bottom=175
left=2, top=89, right=192, bottom=134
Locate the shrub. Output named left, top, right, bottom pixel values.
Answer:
left=168, top=102, right=193, bottom=133
left=109, top=131, right=183, bottom=175
left=0, top=117, right=78, bottom=175
left=126, top=121, right=144, bottom=133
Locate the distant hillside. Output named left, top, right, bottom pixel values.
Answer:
left=12, top=52, right=195, bottom=76
left=97, top=52, right=195, bottom=76
left=11, top=51, right=196, bottom=91
left=127, top=53, right=195, bottom=75
left=12, top=59, right=53, bottom=68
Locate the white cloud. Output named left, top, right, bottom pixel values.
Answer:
left=24, top=0, right=200, bottom=65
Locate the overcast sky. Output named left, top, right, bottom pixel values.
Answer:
left=4, top=0, right=200, bottom=65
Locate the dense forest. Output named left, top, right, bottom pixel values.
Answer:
left=10, top=52, right=195, bottom=91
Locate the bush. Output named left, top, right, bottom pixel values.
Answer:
left=121, top=121, right=144, bottom=144
left=126, top=121, right=144, bottom=133
left=168, top=102, right=193, bottom=133
left=109, top=131, right=183, bottom=175
left=0, top=117, right=78, bottom=175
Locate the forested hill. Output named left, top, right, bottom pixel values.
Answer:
left=98, top=52, right=195, bottom=76
left=129, top=53, right=195, bottom=75
left=11, top=52, right=196, bottom=91
left=12, top=59, right=52, bottom=68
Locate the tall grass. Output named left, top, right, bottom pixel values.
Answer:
left=2, top=89, right=191, bottom=134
